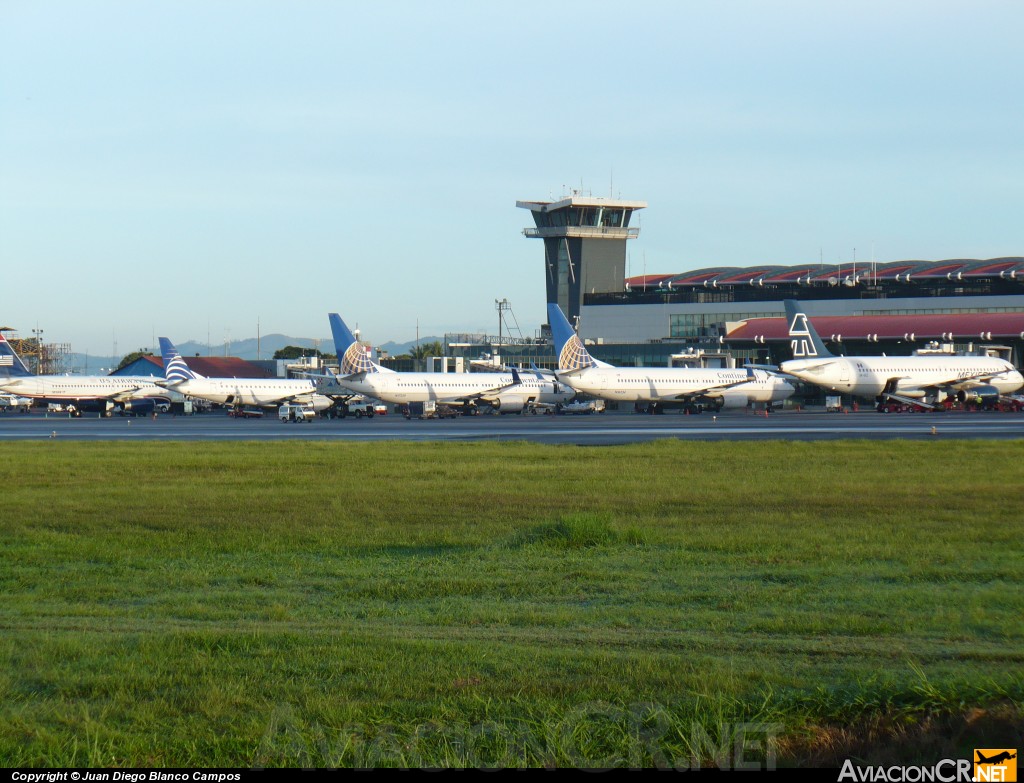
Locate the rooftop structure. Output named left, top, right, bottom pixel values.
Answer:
left=601, top=257, right=1024, bottom=305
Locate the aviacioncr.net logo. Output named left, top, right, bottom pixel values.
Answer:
left=974, top=749, right=1017, bottom=782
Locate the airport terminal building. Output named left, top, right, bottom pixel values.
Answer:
left=485, top=194, right=1024, bottom=370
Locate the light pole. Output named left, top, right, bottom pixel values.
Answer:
left=31, top=327, right=44, bottom=374
left=495, top=298, right=510, bottom=348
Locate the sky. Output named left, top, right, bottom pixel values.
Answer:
left=2, top=1, right=1023, bottom=357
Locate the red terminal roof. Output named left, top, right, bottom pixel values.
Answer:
left=633, top=258, right=1024, bottom=288
left=711, top=268, right=782, bottom=285
left=760, top=268, right=818, bottom=283
left=625, top=274, right=675, bottom=288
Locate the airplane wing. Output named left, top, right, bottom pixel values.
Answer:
left=442, top=368, right=528, bottom=406
left=552, top=366, right=589, bottom=380
left=294, top=370, right=336, bottom=382
left=153, top=378, right=184, bottom=389
left=307, top=371, right=361, bottom=399
left=743, top=363, right=807, bottom=381
left=271, top=391, right=317, bottom=404
left=453, top=368, right=525, bottom=403
left=109, top=385, right=163, bottom=402
left=528, top=362, right=556, bottom=379
left=671, top=368, right=759, bottom=401
left=337, top=371, right=368, bottom=383
left=785, top=359, right=840, bottom=374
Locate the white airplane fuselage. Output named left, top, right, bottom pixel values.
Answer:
left=557, top=367, right=794, bottom=407
left=172, top=378, right=331, bottom=410
left=779, top=355, right=1024, bottom=400
left=338, top=372, right=574, bottom=410
left=0, top=375, right=170, bottom=403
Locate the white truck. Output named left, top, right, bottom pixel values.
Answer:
left=340, top=399, right=376, bottom=418
left=556, top=399, right=606, bottom=415
left=279, top=402, right=316, bottom=423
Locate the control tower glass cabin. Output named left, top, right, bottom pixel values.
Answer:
left=517, top=195, right=646, bottom=327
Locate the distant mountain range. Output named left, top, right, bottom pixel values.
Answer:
left=64, top=334, right=443, bottom=373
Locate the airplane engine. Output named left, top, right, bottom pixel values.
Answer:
left=490, top=394, right=529, bottom=414
left=716, top=395, right=745, bottom=410
left=958, top=385, right=999, bottom=402
left=120, top=398, right=157, bottom=415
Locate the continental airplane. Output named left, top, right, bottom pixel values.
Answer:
left=327, top=313, right=574, bottom=413
left=548, top=303, right=794, bottom=410
left=158, top=337, right=333, bottom=411
left=779, top=300, right=1024, bottom=409
left=0, top=332, right=170, bottom=414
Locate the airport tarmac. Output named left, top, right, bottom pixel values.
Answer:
left=1, top=408, right=1023, bottom=444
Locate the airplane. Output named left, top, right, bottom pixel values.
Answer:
left=547, top=303, right=794, bottom=411
left=158, top=337, right=334, bottom=412
left=327, top=313, right=574, bottom=413
left=779, top=300, right=1024, bottom=410
left=0, top=332, right=171, bottom=415
left=976, top=751, right=1016, bottom=765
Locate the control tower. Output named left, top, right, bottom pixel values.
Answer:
left=517, top=193, right=646, bottom=326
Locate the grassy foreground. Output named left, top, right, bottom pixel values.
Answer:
left=0, top=439, right=1021, bottom=768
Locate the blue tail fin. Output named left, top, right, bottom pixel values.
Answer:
left=547, top=303, right=596, bottom=371
left=158, top=337, right=202, bottom=381
left=328, top=313, right=378, bottom=375
left=0, top=333, right=34, bottom=377
left=783, top=300, right=833, bottom=359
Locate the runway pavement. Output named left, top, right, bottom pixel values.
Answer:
left=2, top=408, right=1023, bottom=444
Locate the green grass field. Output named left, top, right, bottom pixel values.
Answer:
left=1, top=440, right=1021, bottom=767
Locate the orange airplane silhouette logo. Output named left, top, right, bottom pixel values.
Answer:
left=974, top=749, right=1017, bottom=782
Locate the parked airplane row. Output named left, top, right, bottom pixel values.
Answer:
left=321, top=303, right=1022, bottom=413
left=0, top=301, right=1021, bottom=416
left=0, top=332, right=335, bottom=416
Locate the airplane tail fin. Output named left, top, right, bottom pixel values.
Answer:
left=159, top=337, right=203, bottom=381
left=0, top=333, right=35, bottom=377
left=329, top=313, right=386, bottom=375
left=784, top=300, right=833, bottom=359
left=547, top=303, right=601, bottom=371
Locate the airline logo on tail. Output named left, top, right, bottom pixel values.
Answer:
left=547, top=303, right=595, bottom=372
left=789, top=313, right=819, bottom=358
left=0, top=333, right=33, bottom=376
left=341, top=342, right=375, bottom=375
left=558, top=336, right=596, bottom=372
left=783, top=300, right=832, bottom=360
left=158, top=338, right=200, bottom=382
left=329, top=313, right=377, bottom=375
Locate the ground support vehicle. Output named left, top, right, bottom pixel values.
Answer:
left=402, top=401, right=459, bottom=419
